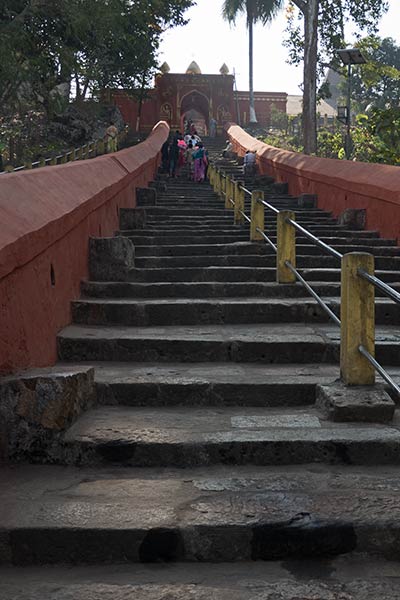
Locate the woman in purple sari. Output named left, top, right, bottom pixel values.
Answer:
left=192, top=143, right=207, bottom=182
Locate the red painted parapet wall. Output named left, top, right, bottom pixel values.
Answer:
left=227, top=124, right=400, bottom=244
left=0, top=121, right=169, bottom=375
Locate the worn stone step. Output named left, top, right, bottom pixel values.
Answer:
left=61, top=405, right=400, bottom=467
left=1, top=559, right=399, bottom=598
left=133, top=255, right=400, bottom=269
left=81, top=280, right=400, bottom=300
left=57, top=323, right=400, bottom=365
left=89, top=362, right=337, bottom=407
left=126, top=266, right=399, bottom=283
left=71, top=297, right=399, bottom=327
left=3, top=465, right=400, bottom=565
left=134, top=243, right=400, bottom=258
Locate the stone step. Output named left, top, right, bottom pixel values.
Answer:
left=120, top=231, right=389, bottom=244
left=57, top=323, right=400, bottom=365
left=90, top=362, right=337, bottom=407
left=133, top=255, right=400, bottom=269
left=134, top=243, right=400, bottom=257
left=125, top=266, right=399, bottom=283
left=1, top=559, right=399, bottom=597
left=81, top=280, right=400, bottom=300
left=61, top=405, right=400, bottom=467
left=71, top=297, right=399, bottom=327
left=3, top=465, right=400, bottom=565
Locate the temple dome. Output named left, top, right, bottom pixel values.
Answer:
left=160, top=62, right=170, bottom=74
left=220, top=63, right=229, bottom=75
left=186, top=61, right=202, bottom=75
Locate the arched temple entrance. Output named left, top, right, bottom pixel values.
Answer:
left=180, top=91, right=210, bottom=136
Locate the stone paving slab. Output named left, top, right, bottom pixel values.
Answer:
left=1, top=559, right=400, bottom=599
left=3, top=465, right=400, bottom=564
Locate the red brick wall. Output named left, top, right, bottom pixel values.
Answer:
left=0, top=122, right=169, bottom=375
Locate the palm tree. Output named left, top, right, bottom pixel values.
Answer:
left=222, top=0, right=283, bottom=124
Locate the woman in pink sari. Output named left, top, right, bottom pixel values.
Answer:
left=192, top=143, right=207, bottom=183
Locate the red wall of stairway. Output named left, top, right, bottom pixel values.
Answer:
left=0, top=121, right=169, bottom=375
left=227, top=124, right=400, bottom=244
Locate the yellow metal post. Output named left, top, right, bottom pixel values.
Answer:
left=225, top=177, right=233, bottom=209
left=209, top=165, right=214, bottom=185
left=39, top=158, right=46, bottom=168
left=49, top=156, right=57, bottom=166
left=234, top=181, right=245, bottom=225
left=250, top=190, right=264, bottom=241
left=340, top=252, right=375, bottom=385
left=276, top=210, right=296, bottom=283
left=214, top=169, right=219, bottom=194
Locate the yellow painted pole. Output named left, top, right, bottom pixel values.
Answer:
left=60, top=153, right=67, bottom=164
left=225, top=177, right=234, bottom=209
left=250, top=190, right=264, bottom=241
left=77, top=147, right=83, bottom=161
left=340, top=252, right=375, bottom=385
left=234, top=181, right=245, bottom=225
left=39, top=158, right=46, bottom=168
left=49, top=156, right=57, bottom=166
left=276, top=210, right=296, bottom=283
left=70, top=149, right=76, bottom=162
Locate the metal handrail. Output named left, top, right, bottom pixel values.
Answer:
left=240, top=185, right=252, bottom=196
left=358, top=269, right=400, bottom=305
left=286, top=218, right=343, bottom=260
left=256, top=227, right=277, bottom=252
left=285, top=261, right=341, bottom=326
left=260, top=199, right=279, bottom=215
left=358, top=345, right=400, bottom=397
left=240, top=210, right=251, bottom=224
left=211, top=163, right=400, bottom=399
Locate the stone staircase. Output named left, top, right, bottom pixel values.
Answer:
left=2, top=138, right=400, bottom=597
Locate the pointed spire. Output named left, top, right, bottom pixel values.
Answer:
left=186, top=61, right=202, bottom=75
left=220, top=63, right=229, bottom=75
left=160, top=62, right=170, bottom=74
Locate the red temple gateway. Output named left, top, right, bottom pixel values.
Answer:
left=112, top=61, right=287, bottom=134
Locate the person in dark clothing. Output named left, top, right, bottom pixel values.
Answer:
left=169, top=137, right=179, bottom=177
left=161, top=139, right=170, bottom=173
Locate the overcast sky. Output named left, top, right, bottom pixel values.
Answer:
left=159, top=0, right=400, bottom=94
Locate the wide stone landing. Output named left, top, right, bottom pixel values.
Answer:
left=0, top=559, right=400, bottom=599
left=2, top=464, right=400, bottom=565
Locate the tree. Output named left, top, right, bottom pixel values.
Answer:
left=284, top=0, right=388, bottom=155
left=222, top=0, right=283, bottom=124
left=0, top=0, right=195, bottom=115
left=350, top=36, right=400, bottom=111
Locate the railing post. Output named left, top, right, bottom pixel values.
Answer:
left=340, top=252, right=375, bottom=385
left=214, top=169, right=220, bottom=195
left=225, top=177, right=233, bottom=209
left=250, top=190, right=264, bottom=241
left=234, top=181, right=245, bottom=225
left=209, top=165, right=214, bottom=186
left=276, top=211, right=296, bottom=283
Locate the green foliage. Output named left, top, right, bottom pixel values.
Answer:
left=222, top=0, right=283, bottom=27
left=0, top=0, right=195, bottom=114
left=263, top=106, right=400, bottom=165
left=349, top=36, right=400, bottom=111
